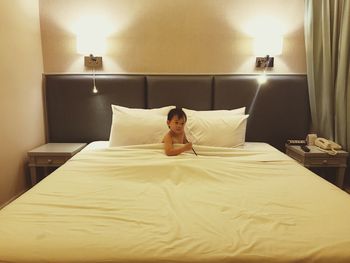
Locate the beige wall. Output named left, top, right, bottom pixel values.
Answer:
left=40, top=0, right=306, bottom=74
left=0, top=0, right=44, bottom=206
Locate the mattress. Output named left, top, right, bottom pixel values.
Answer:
left=1, top=142, right=350, bottom=262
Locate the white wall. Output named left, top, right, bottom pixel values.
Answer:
left=39, top=0, right=306, bottom=74
left=0, top=0, right=45, bottom=206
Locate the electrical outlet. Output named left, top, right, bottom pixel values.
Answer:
left=84, top=56, right=103, bottom=68
left=255, top=57, right=274, bottom=68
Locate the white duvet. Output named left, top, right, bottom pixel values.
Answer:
left=1, top=143, right=350, bottom=263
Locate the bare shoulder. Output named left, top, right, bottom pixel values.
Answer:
left=162, top=132, right=173, bottom=143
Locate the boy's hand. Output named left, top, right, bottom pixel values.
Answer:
left=184, top=142, right=193, bottom=151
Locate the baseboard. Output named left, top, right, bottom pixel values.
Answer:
left=0, top=189, right=27, bottom=210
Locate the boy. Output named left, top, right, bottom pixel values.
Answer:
left=162, top=108, right=193, bottom=156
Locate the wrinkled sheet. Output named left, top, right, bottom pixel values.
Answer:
left=1, top=143, right=350, bottom=263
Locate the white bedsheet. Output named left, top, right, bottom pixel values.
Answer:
left=1, top=143, right=350, bottom=262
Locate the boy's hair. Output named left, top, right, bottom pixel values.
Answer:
left=167, top=107, right=187, bottom=122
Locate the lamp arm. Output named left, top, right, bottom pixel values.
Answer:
left=89, top=54, right=97, bottom=61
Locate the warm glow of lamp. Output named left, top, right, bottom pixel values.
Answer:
left=253, top=35, right=283, bottom=68
left=73, top=15, right=111, bottom=55
left=253, top=35, right=283, bottom=56
left=257, top=73, right=267, bottom=84
left=72, top=15, right=113, bottom=94
left=76, top=34, right=106, bottom=55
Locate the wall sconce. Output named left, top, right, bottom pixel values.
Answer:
left=256, top=55, right=274, bottom=68
left=85, top=54, right=102, bottom=94
left=76, top=34, right=104, bottom=93
left=84, top=54, right=103, bottom=68
left=254, top=35, right=283, bottom=68
left=77, top=34, right=104, bottom=67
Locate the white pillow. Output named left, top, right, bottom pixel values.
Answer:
left=186, top=114, right=249, bottom=147
left=183, top=107, right=245, bottom=118
left=109, top=105, right=174, bottom=146
left=111, top=105, right=173, bottom=121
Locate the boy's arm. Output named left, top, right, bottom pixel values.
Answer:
left=163, top=135, right=192, bottom=156
left=184, top=134, right=189, bottom=144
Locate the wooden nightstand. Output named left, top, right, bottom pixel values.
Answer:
left=28, top=143, right=87, bottom=185
left=286, top=144, right=348, bottom=188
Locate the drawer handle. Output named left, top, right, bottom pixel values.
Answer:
left=47, top=159, right=52, bottom=164
left=322, top=160, right=328, bottom=164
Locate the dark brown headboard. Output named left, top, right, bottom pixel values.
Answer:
left=44, top=74, right=310, bottom=151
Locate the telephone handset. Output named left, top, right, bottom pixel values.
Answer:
left=314, top=137, right=342, bottom=155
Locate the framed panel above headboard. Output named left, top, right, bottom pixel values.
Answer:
left=44, top=74, right=310, bottom=151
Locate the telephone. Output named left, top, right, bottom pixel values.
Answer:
left=314, top=137, right=342, bottom=155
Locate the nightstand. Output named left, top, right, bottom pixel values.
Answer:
left=286, top=144, right=348, bottom=188
left=28, top=143, right=87, bottom=185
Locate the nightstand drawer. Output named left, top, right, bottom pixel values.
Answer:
left=285, top=144, right=348, bottom=188
left=306, top=158, right=346, bottom=167
left=28, top=143, right=87, bottom=186
left=32, top=156, right=70, bottom=166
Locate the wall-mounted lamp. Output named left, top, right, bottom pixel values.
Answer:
left=254, top=35, right=283, bottom=68
left=76, top=34, right=104, bottom=94
left=85, top=54, right=102, bottom=94
left=256, top=55, right=274, bottom=68
left=84, top=54, right=103, bottom=68
left=77, top=34, right=104, bottom=68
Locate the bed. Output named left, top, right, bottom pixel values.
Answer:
left=1, top=142, right=350, bottom=262
left=1, top=74, right=350, bottom=262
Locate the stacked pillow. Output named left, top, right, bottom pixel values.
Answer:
left=109, top=105, right=249, bottom=148
left=109, top=105, right=173, bottom=146
left=183, top=107, right=248, bottom=147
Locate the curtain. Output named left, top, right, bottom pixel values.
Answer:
left=304, top=0, right=350, bottom=150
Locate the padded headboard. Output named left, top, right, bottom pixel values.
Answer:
left=44, top=74, right=310, bottom=151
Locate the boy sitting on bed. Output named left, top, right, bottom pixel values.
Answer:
left=162, top=107, right=193, bottom=156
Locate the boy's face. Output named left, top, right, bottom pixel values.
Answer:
left=167, top=115, right=186, bottom=135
